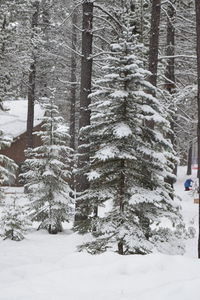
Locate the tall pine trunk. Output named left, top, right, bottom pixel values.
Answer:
left=195, top=0, right=200, bottom=259
left=41, top=0, right=50, bottom=97
left=118, top=161, right=125, bottom=255
left=165, top=0, right=175, bottom=94
left=146, top=0, right=161, bottom=132
left=75, top=1, right=93, bottom=222
left=69, top=8, right=78, bottom=200
left=26, top=1, right=39, bottom=148
left=148, top=0, right=161, bottom=89
left=165, top=0, right=177, bottom=186
left=187, top=142, right=193, bottom=176
left=145, top=0, right=161, bottom=181
left=69, top=9, right=78, bottom=151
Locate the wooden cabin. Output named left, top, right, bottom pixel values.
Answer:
left=0, top=100, right=44, bottom=185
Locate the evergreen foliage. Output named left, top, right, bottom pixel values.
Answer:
left=0, top=0, right=32, bottom=101
left=21, top=96, right=74, bottom=234
left=77, top=25, right=184, bottom=255
left=0, top=128, right=17, bottom=201
left=0, top=195, right=30, bottom=241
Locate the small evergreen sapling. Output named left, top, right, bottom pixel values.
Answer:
left=22, top=97, right=74, bottom=234
left=0, top=195, right=30, bottom=241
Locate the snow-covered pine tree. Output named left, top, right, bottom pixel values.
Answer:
left=21, top=96, right=74, bottom=234
left=78, top=24, right=184, bottom=255
left=0, top=195, right=30, bottom=241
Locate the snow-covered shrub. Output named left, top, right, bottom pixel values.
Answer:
left=187, top=226, right=196, bottom=239
left=0, top=195, right=30, bottom=241
left=151, top=227, right=185, bottom=255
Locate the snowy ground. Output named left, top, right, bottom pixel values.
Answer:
left=0, top=167, right=200, bottom=300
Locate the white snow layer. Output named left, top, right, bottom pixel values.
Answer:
left=114, top=122, right=132, bottom=138
left=0, top=100, right=44, bottom=138
left=0, top=166, right=200, bottom=300
left=95, top=146, right=118, bottom=160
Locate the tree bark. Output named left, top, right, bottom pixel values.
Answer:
left=164, top=0, right=177, bottom=187
left=195, top=0, right=200, bottom=259
left=75, top=1, right=93, bottom=222
left=69, top=8, right=78, bottom=202
left=70, top=9, right=78, bottom=151
left=187, top=142, right=193, bottom=176
left=118, top=161, right=125, bottom=255
left=165, top=0, right=175, bottom=93
left=40, top=0, right=50, bottom=97
left=146, top=0, right=161, bottom=132
left=26, top=1, right=39, bottom=148
left=148, top=0, right=161, bottom=89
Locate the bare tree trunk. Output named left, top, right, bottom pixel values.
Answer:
left=118, top=161, right=125, bottom=255
left=69, top=8, right=78, bottom=202
left=26, top=1, right=39, bottom=148
left=145, top=0, right=161, bottom=181
left=70, top=10, right=78, bottom=151
left=146, top=0, right=161, bottom=133
left=165, top=0, right=175, bottom=93
left=75, top=1, right=93, bottom=222
left=195, top=0, right=200, bottom=259
left=187, top=142, right=193, bottom=176
left=40, top=0, right=50, bottom=97
left=148, top=0, right=161, bottom=89
left=165, top=0, right=177, bottom=187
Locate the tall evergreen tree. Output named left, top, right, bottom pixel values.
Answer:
left=77, top=24, right=184, bottom=255
left=22, top=96, right=73, bottom=234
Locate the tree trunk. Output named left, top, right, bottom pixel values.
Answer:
left=146, top=0, right=161, bottom=132
left=187, top=142, right=193, bottom=176
left=164, top=0, right=177, bottom=187
left=26, top=1, right=39, bottom=148
left=69, top=8, right=78, bottom=202
left=40, top=0, right=50, bottom=97
left=70, top=9, right=78, bottom=151
left=148, top=0, right=161, bottom=89
left=75, top=1, right=93, bottom=222
left=145, top=0, right=161, bottom=179
left=118, top=241, right=124, bottom=255
left=195, top=0, right=200, bottom=259
left=165, top=0, right=175, bottom=93
left=117, top=160, right=125, bottom=255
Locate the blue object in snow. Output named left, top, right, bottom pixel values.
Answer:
left=184, top=179, right=193, bottom=188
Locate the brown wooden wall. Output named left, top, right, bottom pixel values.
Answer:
left=0, top=123, right=42, bottom=165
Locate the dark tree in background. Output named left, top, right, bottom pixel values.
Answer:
left=75, top=1, right=94, bottom=222
left=148, top=0, right=161, bottom=89
left=26, top=1, right=40, bottom=148
left=165, top=0, right=177, bottom=185
left=165, top=0, right=176, bottom=94
left=69, top=9, right=78, bottom=151
left=195, top=0, right=200, bottom=259
left=187, top=142, right=193, bottom=175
